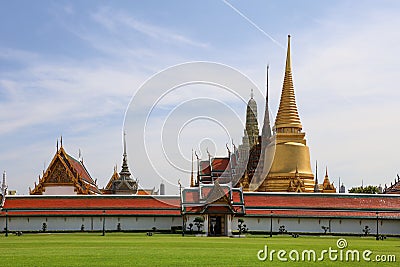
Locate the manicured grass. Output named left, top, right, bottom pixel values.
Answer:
left=0, top=233, right=398, bottom=266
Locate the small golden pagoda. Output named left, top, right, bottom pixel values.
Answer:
left=321, top=167, right=336, bottom=193
left=257, top=35, right=315, bottom=192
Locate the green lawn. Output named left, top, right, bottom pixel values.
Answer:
left=0, top=233, right=398, bottom=266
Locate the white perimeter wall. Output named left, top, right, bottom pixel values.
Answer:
left=232, top=217, right=400, bottom=235
left=0, top=215, right=398, bottom=235
left=0, top=216, right=181, bottom=232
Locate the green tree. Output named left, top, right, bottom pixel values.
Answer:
left=348, top=185, right=380, bottom=194
left=193, top=217, right=204, bottom=232
left=237, top=218, right=248, bottom=236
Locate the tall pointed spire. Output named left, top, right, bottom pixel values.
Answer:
left=274, top=35, right=302, bottom=130
left=190, top=149, right=194, bottom=187
left=257, top=34, right=315, bottom=193
left=119, top=131, right=131, bottom=179
left=261, top=64, right=272, bottom=140
left=2, top=171, right=7, bottom=196
left=112, top=130, right=138, bottom=194
left=314, top=161, right=319, bottom=192
left=253, top=64, right=273, bottom=187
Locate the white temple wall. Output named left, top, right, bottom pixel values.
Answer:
left=43, top=186, right=76, bottom=195
left=233, top=217, right=400, bottom=235
left=1, top=215, right=399, bottom=235
left=1, top=216, right=180, bottom=232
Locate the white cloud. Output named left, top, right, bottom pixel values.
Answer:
left=91, top=6, right=209, bottom=48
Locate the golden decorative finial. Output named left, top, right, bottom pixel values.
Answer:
left=274, top=34, right=302, bottom=130
left=285, top=35, right=291, bottom=72
left=190, top=149, right=194, bottom=187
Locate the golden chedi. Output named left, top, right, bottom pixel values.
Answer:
left=257, top=35, right=315, bottom=192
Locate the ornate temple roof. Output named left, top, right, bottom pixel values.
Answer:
left=111, top=132, right=138, bottom=194
left=29, top=143, right=101, bottom=195
left=211, top=158, right=230, bottom=172
left=101, top=166, right=119, bottom=194
left=322, top=167, right=336, bottom=193
left=181, top=182, right=245, bottom=215
left=384, top=175, right=400, bottom=194
left=274, top=35, right=302, bottom=130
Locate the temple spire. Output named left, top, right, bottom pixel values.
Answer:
left=119, top=131, right=131, bottom=179
left=111, top=130, right=138, bottom=194
left=2, top=171, right=7, bottom=196
left=245, top=88, right=259, bottom=148
left=190, top=149, right=194, bottom=187
left=123, top=131, right=127, bottom=156
left=274, top=35, right=302, bottom=130
left=314, top=161, right=319, bottom=192
left=261, top=64, right=272, bottom=140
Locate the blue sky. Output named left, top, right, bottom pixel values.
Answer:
left=1, top=0, right=400, bottom=194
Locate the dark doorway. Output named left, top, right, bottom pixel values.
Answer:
left=209, top=216, right=225, bottom=236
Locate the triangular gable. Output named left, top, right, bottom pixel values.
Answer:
left=43, top=157, right=75, bottom=184
left=205, top=181, right=230, bottom=204
left=104, top=168, right=119, bottom=190
left=200, top=181, right=235, bottom=214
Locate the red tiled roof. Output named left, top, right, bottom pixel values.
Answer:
left=200, top=187, right=212, bottom=199
left=385, top=180, right=400, bottom=193
left=242, top=193, right=400, bottom=219
left=245, top=209, right=399, bottom=219
left=232, top=190, right=242, bottom=203
left=243, top=193, right=400, bottom=211
left=211, top=158, right=229, bottom=172
left=3, top=193, right=399, bottom=219
left=4, top=209, right=180, bottom=216
left=244, top=193, right=400, bottom=217
left=184, top=190, right=200, bottom=203
left=67, top=155, right=97, bottom=186
left=200, top=161, right=211, bottom=175
left=2, top=195, right=180, bottom=212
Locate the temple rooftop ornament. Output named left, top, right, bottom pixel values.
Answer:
left=111, top=131, right=138, bottom=195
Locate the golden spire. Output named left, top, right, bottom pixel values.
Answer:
left=274, top=35, right=302, bottom=130
left=190, top=149, right=194, bottom=187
